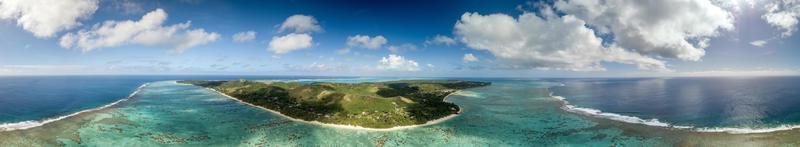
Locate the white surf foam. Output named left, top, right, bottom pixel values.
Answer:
left=693, top=125, right=800, bottom=134
left=454, top=91, right=481, bottom=97
left=0, top=83, right=149, bottom=132
left=550, top=94, right=686, bottom=128
left=548, top=89, right=800, bottom=134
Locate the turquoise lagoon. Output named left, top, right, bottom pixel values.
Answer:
left=1, top=77, right=800, bottom=146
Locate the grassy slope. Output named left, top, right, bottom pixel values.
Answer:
left=178, top=80, right=490, bottom=128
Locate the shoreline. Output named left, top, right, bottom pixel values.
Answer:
left=187, top=81, right=464, bottom=131
left=546, top=88, right=800, bottom=134
left=0, top=83, right=149, bottom=132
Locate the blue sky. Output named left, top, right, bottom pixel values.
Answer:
left=1, top=0, right=799, bottom=77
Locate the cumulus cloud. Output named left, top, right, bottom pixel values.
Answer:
left=750, top=40, right=767, bottom=47
left=268, top=33, right=312, bottom=55
left=59, top=9, right=220, bottom=53
left=555, top=0, right=734, bottom=61
left=377, top=54, right=420, bottom=71
left=278, top=14, right=322, bottom=33
left=346, top=35, right=387, bottom=49
left=0, top=0, right=99, bottom=38
left=763, top=0, right=800, bottom=37
left=267, top=15, right=321, bottom=55
left=232, top=31, right=256, bottom=42
left=463, top=53, right=479, bottom=62
left=173, top=29, right=221, bottom=53
left=455, top=12, right=668, bottom=71
left=425, top=34, right=457, bottom=46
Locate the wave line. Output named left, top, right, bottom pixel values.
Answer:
left=547, top=86, right=800, bottom=134
left=0, top=83, right=149, bottom=132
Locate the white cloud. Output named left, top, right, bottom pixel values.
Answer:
left=232, top=31, right=256, bottom=42
left=173, top=29, right=220, bottom=53
left=267, top=15, right=322, bottom=55
left=0, top=0, right=99, bottom=38
left=750, top=40, right=767, bottom=47
left=278, top=14, right=322, bottom=33
left=455, top=12, right=668, bottom=71
left=377, top=54, right=420, bottom=71
left=426, top=34, right=457, bottom=46
left=59, top=9, right=220, bottom=53
left=346, top=35, right=387, bottom=49
left=463, top=53, right=479, bottom=62
left=387, top=43, right=417, bottom=53
left=268, top=33, right=312, bottom=55
left=763, top=0, right=800, bottom=37
left=555, top=0, right=734, bottom=61
left=711, top=0, right=756, bottom=13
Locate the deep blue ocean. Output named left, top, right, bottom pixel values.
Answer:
left=0, top=75, right=342, bottom=124
left=549, top=76, right=800, bottom=128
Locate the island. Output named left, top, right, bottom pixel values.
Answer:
left=177, top=80, right=490, bottom=129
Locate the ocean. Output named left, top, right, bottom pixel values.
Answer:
left=548, top=77, right=800, bottom=132
left=0, top=75, right=338, bottom=130
left=1, top=76, right=800, bottom=146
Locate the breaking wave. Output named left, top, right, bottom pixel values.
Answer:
left=0, top=83, right=149, bottom=132
left=547, top=86, right=800, bottom=134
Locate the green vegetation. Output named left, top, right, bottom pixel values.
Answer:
left=178, top=80, right=490, bottom=128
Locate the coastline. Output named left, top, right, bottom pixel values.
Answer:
left=187, top=81, right=464, bottom=131
left=546, top=88, right=800, bottom=134
left=0, top=83, right=149, bottom=132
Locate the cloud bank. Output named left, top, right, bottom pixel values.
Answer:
left=455, top=0, right=735, bottom=71
left=455, top=12, right=668, bottom=71
left=59, top=9, right=220, bottom=53
left=0, top=0, right=99, bottom=38
left=555, top=0, right=734, bottom=61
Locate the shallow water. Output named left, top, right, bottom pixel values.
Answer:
left=2, top=78, right=800, bottom=146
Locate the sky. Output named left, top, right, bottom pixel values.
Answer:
left=0, top=0, right=799, bottom=77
